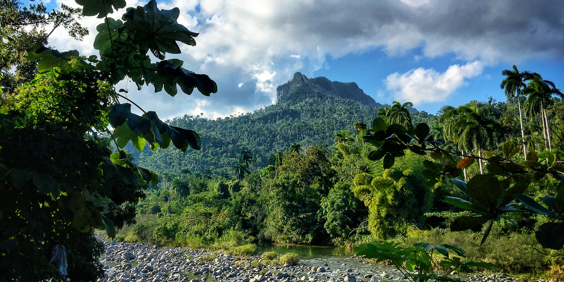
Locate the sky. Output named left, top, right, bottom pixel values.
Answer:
left=32, top=0, right=564, bottom=119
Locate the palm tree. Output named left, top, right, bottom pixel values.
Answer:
left=288, top=142, right=302, bottom=154
left=268, top=151, right=284, bottom=178
left=524, top=74, right=563, bottom=151
left=353, top=121, right=367, bottom=148
left=501, top=65, right=528, bottom=158
left=441, top=103, right=496, bottom=174
left=239, top=149, right=254, bottom=166
left=440, top=106, right=469, bottom=180
left=377, top=105, right=391, bottom=120
left=233, top=162, right=250, bottom=181
left=388, top=101, right=413, bottom=129
left=334, top=130, right=354, bottom=144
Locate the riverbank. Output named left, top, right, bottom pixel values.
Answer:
left=96, top=239, right=547, bottom=282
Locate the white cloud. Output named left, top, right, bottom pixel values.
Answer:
left=44, top=0, right=564, bottom=119
left=385, top=61, right=484, bottom=104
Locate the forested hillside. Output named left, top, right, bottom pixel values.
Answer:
left=132, top=74, right=434, bottom=176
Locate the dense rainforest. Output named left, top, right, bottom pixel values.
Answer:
left=2, top=0, right=564, bottom=281
left=129, top=72, right=433, bottom=176
left=124, top=67, right=564, bottom=278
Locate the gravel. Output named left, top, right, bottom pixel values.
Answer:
left=96, top=239, right=543, bottom=282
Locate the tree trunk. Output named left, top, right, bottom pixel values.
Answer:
left=461, top=150, right=468, bottom=182
left=544, top=107, right=552, bottom=151
left=517, top=98, right=527, bottom=159
left=478, top=149, right=484, bottom=174
left=541, top=102, right=548, bottom=150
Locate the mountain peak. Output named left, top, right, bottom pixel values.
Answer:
left=276, top=72, right=380, bottom=107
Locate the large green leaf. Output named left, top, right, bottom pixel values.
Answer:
left=11, top=169, right=31, bottom=188
left=112, top=123, right=146, bottom=151
left=93, top=18, right=125, bottom=54
left=122, top=0, right=198, bottom=59
left=75, top=0, right=126, bottom=18
left=167, top=126, right=201, bottom=151
left=513, top=194, right=552, bottom=216
left=535, top=222, right=564, bottom=250
left=108, top=104, right=131, bottom=128
left=466, top=174, right=502, bottom=208
left=367, top=149, right=386, bottom=161
left=32, top=172, right=60, bottom=197
left=542, top=196, right=560, bottom=212
left=451, top=179, right=467, bottom=193
left=414, top=123, right=430, bottom=141
left=450, top=215, right=489, bottom=231
left=445, top=197, right=486, bottom=213
left=383, top=153, right=395, bottom=169
left=372, top=117, right=387, bottom=133
left=27, top=44, right=80, bottom=73
left=143, top=60, right=218, bottom=96
left=102, top=216, right=116, bottom=238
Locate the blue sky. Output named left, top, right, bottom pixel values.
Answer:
left=314, top=49, right=564, bottom=115
left=33, top=0, right=564, bottom=118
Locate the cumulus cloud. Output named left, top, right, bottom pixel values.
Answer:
left=46, top=0, right=564, bottom=119
left=385, top=61, right=484, bottom=104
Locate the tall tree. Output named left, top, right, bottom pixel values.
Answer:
left=0, top=0, right=217, bottom=280
left=524, top=73, right=563, bottom=151
left=353, top=121, right=367, bottom=148
left=288, top=142, right=302, bottom=154
left=334, top=130, right=354, bottom=144
left=0, top=0, right=87, bottom=94
left=441, top=103, right=496, bottom=174
left=388, top=101, right=413, bottom=129
left=501, top=65, right=528, bottom=158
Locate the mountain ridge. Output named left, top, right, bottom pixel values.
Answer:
left=276, top=72, right=382, bottom=107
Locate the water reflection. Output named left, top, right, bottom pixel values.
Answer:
left=256, top=245, right=354, bottom=259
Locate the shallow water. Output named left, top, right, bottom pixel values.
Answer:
left=256, top=244, right=354, bottom=259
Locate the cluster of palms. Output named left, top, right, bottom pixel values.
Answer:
left=377, top=101, right=414, bottom=129
left=433, top=66, right=561, bottom=176
left=501, top=65, right=563, bottom=153
left=373, top=66, right=561, bottom=177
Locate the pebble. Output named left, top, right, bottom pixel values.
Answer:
left=95, top=236, right=533, bottom=282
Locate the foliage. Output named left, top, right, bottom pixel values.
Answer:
left=352, top=152, right=432, bottom=240
left=279, top=252, right=299, bottom=265
left=261, top=251, right=278, bottom=260
left=320, top=182, right=367, bottom=243
left=0, top=0, right=216, bottom=280
left=356, top=241, right=495, bottom=282
left=0, top=0, right=87, bottom=93
left=363, top=106, right=564, bottom=249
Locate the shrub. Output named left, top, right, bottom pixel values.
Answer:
left=397, top=228, right=554, bottom=276
left=232, top=244, right=257, bottom=256
left=261, top=251, right=278, bottom=260
left=279, top=253, right=299, bottom=265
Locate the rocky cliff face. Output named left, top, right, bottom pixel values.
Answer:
left=276, top=72, right=381, bottom=107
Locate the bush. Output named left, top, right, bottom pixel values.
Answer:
left=279, top=253, right=299, bottom=265
left=397, top=228, right=554, bottom=276
left=232, top=244, right=257, bottom=256
left=261, top=251, right=278, bottom=260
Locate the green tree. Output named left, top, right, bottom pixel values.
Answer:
left=388, top=101, right=414, bottom=129
left=501, top=65, right=528, bottom=158
left=441, top=103, right=496, bottom=174
left=0, top=0, right=87, bottom=93
left=524, top=73, right=563, bottom=151
left=334, top=129, right=354, bottom=144
left=233, top=162, right=250, bottom=181
left=288, top=142, right=302, bottom=154
left=0, top=0, right=217, bottom=280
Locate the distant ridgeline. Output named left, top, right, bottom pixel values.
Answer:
left=130, top=72, right=430, bottom=176
left=277, top=72, right=381, bottom=107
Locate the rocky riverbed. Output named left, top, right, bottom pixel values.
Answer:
left=96, top=240, right=542, bottom=282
